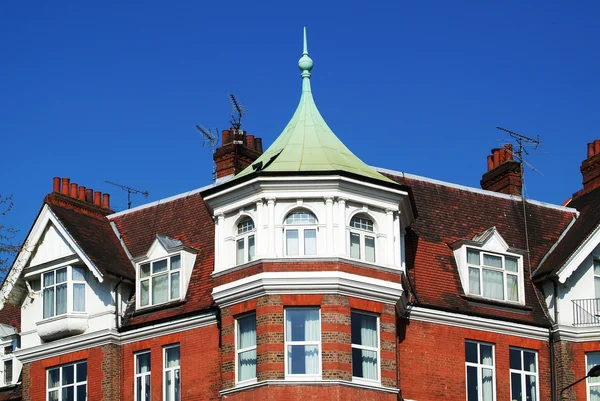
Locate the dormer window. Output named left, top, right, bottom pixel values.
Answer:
left=139, top=255, right=181, bottom=307
left=236, top=218, right=256, bottom=265
left=42, top=266, right=86, bottom=319
left=349, top=215, right=376, bottom=263
left=467, top=249, right=519, bottom=302
left=284, top=210, right=317, bottom=256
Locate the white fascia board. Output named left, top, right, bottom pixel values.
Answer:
left=409, top=306, right=549, bottom=341
left=220, top=379, right=399, bottom=396
left=120, top=312, right=217, bottom=344
left=556, top=223, right=600, bottom=284
left=534, top=216, right=578, bottom=278
left=554, top=324, right=600, bottom=342
left=212, top=271, right=404, bottom=307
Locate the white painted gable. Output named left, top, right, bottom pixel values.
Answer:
left=27, top=223, right=76, bottom=267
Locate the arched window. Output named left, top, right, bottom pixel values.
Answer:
left=349, top=215, right=376, bottom=263
left=284, top=210, right=317, bottom=256
left=236, top=218, right=256, bottom=265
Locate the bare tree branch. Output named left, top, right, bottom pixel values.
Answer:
left=0, top=194, right=20, bottom=274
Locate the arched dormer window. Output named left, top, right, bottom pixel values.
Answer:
left=284, top=210, right=317, bottom=256
left=236, top=218, right=256, bottom=265
left=349, top=214, right=376, bottom=263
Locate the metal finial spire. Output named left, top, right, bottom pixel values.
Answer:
left=298, top=26, right=313, bottom=87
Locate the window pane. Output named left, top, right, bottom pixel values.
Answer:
left=62, top=386, right=74, bottom=401
left=506, top=257, right=518, bottom=272
left=152, top=275, right=168, bottom=304
left=595, top=277, right=600, bottom=299
left=286, top=230, right=299, bottom=256
left=286, top=309, right=320, bottom=341
left=469, top=267, right=480, bottom=295
left=595, top=259, right=600, bottom=275
left=140, top=264, right=150, bottom=278
left=43, top=288, right=55, bottom=318
left=76, top=384, right=86, bottom=401
left=304, top=229, right=317, bottom=256
left=165, top=371, right=172, bottom=401
left=140, top=280, right=149, bottom=307
left=365, top=236, right=375, bottom=262
left=238, top=315, right=257, bottom=349
left=48, top=390, right=59, bottom=401
left=287, top=345, right=319, bottom=374
left=483, top=254, right=502, bottom=268
left=152, top=259, right=168, bottom=274
left=62, top=365, right=74, bottom=385
left=170, top=272, right=180, bottom=299
left=350, top=216, right=373, bottom=231
left=350, top=233, right=361, bottom=259
left=465, top=342, right=477, bottom=363
left=588, top=353, right=600, bottom=384
left=166, top=346, right=180, bottom=368
left=238, top=349, right=257, bottom=382
left=236, top=239, right=245, bottom=265
left=510, top=348, right=522, bottom=370
left=480, top=344, right=493, bottom=365
left=73, top=283, right=85, bottom=312
left=56, top=284, right=67, bottom=315
left=48, top=368, right=60, bottom=388
left=44, top=272, right=55, bottom=287
left=285, top=211, right=317, bottom=225
left=170, top=255, right=180, bottom=270
left=248, top=235, right=255, bottom=261
left=352, top=348, right=378, bottom=380
left=72, top=266, right=86, bottom=281
left=4, top=360, right=12, bottom=384
left=466, top=365, right=478, bottom=401
left=507, top=274, right=519, bottom=302
left=56, top=268, right=67, bottom=283
left=483, top=269, right=504, bottom=300
left=511, top=372, right=522, bottom=401
left=136, top=353, right=151, bottom=374
left=174, top=369, right=180, bottom=401
left=482, top=368, right=493, bottom=401
left=467, top=249, right=480, bottom=265
left=76, top=362, right=87, bottom=383
left=351, top=312, right=377, bottom=348
left=523, top=350, right=536, bottom=373
left=526, top=375, right=537, bottom=401
left=238, top=219, right=255, bottom=234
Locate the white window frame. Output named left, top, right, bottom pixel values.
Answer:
left=163, top=344, right=180, bottom=401
left=42, top=265, right=87, bottom=319
left=509, top=348, right=539, bottom=401
left=1, top=341, right=15, bottom=387
left=236, top=218, right=256, bottom=266
left=46, top=361, right=87, bottom=401
left=134, top=351, right=151, bottom=401
left=283, top=210, right=318, bottom=257
left=235, top=313, right=257, bottom=385
left=465, top=340, right=496, bottom=401
left=594, top=259, right=600, bottom=299
left=466, top=248, right=522, bottom=303
left=284, top=307, right=322, bottom=380
left=351, top=310, right=380, bottom=385
left=587, top=352, right=600, bottom=401
left=138, top=254, right=182, bottom=308
left=348, top=214, right=377, bottom=263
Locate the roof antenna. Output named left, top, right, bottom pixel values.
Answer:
left=229, top=94, right=245, bottom=130
left=496, top=126, right=542, bottom=175
left=195, top=124, right=220, bottom=183
left=105, top=181, right=149, bottom=209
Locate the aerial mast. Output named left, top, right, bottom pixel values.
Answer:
left=105, top=180, right=149, bottom=209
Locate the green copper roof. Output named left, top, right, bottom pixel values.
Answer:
left=235, top=28, right=394, bottom=184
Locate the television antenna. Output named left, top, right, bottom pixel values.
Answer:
left=229, top=94, right=245, bottom=130
left=105, top=180, right=149, bottom=209
left=496, top=126, right=542, bottom=175
left=195, top=124, right=220, bottom=182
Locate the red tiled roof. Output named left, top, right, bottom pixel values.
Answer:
left=0, top=304, right=20, bottom=332
left=533, top=186, right=600, bottom=280
left=0, top=385, right=21, bottom=401
left=384, top=173, right=577, bottom=326
left=45, top=193, right=135, bottom=280
left=109, top=193, right=215, bottom=328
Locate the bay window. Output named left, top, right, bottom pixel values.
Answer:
left=285, top=308, right=321, bottom=378
left=236, top=314, right=257, bottom=383
left=588, top=352, right=600, bottom=401
left=465, top=341, right=495, bottom=401
left=47, top=361, right=87, bottom=401
left=236, top=219, right=256, bottom=265
left=284, top=210, right=318, bottom=256
left=351, top=311, right=379, bottom=382
left=349, top=215, right=376, bottom=263
left=467, top=249, right=519, bottom=302
left=509, top=348, right=538, bottom=401
left=164, top=345, right=180, bottom=401
left=43, top=266, right=86, bottom=319
left=135, top=351, right=151, bottom=401
left=139, top=255, right=181, bottom=307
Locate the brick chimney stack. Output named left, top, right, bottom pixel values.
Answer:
left=573, top=140, right=600, bottom=198
left=51, top=177, right=112, bottom=211
left=480, top=144, right=523, bottom=196
left=213, top=128, right=263, bottom=180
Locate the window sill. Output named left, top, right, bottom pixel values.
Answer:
left=220, top=379, right=398, bottom=396
left=36, top=314, right=88, bottom=341
left=461, top=294, right=531, bottom=311
left=284, top=375, right=322, bottom=381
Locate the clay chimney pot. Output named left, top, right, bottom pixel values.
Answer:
left=61, top=178, right=70, bottom=195
left=86, top=189, right=93, bottom=203
left=222, top=130, right=231, bottom=145
left=594, top=140, right=600, bottom=155
left=492, top=148, right=500, bottom=168
left=53, top=177, right=60, bottom=193
left=102, top=193, right=110, bottom=209
left=93, top=191, right=101, bottom=206
left=78, top=186, right=86, bottom=200
left=70, top=183, right=78, bottom=198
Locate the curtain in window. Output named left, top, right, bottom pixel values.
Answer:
left=304, top=309, right=319, bottom=374
left=356, top=314, right=378, bottom=380
left=506, top=274, right=518, bottom=301
left=482, top=269, right=503, bottom=300
left=304, top=229, right=317, bottom=255
left=73, top=283, right=85, bottom=312
left=238, top=316, right=257, bottom=382
left=170, top=272, right=180, bottom=299
left=286, top=309, right=319, bottom=375
left=469, top=268, right=480, bottom=295
left=236, top=239, right=245, bottom=265
left=165, top=347, right=180, bottom=401
left=248, top=235, right=255, bottom=261
left=350, top=233, right=360, bottom=259
left=480, top=345, right=493, bottom=401
left=140, top=280, right=149, bottom=307
left=152, top=275, right=168, bottom=304
left=589, top=353, right=600, bottom=401
left=365, top=236, right=375, bottom=263
left=56, top=283, right=67, bottom=315
left=286, top=230, right=299, bottom=256
left=467, top=250, right=480, bottom=265
left=43, top=287, right=54, bottom=318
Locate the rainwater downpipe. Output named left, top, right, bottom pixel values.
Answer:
left=113, top=277, right=124, bottom=330
left=550, top=278, right=559, bottom=401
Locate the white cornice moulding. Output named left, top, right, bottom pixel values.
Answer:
left=211, top=271, right=404, bottom=307
left=14, top=312, right=217, bottom=363
left=554, top=324, right=600, bottom=342
left=219, top=379, right=399, bottom=396
left=409, top=306, right=549, bottom=341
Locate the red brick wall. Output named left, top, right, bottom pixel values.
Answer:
left=121, top=324, right=221, bottom=401
left=398, top=318, right=552, bottom=401
left=220, top=294, right=397, bottom=397
left=555, top=340, right=600, bottom=401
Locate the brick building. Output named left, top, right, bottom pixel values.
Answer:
left=0, top=30, right=599, bottom=401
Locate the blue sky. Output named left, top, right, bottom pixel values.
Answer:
left=1, top=1, right=599, bottom=245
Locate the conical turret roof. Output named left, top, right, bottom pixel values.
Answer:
left=235, top=28, right=393, bottom=184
